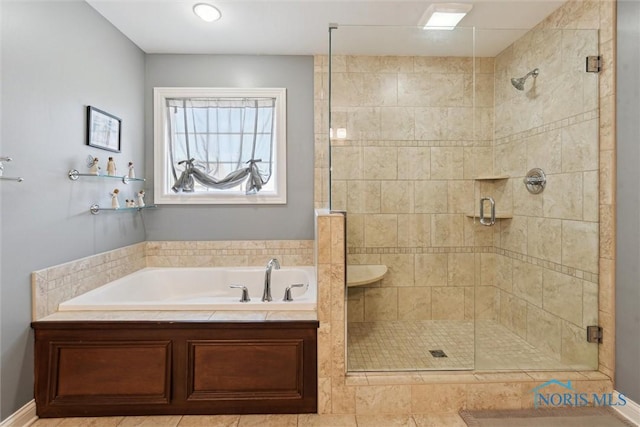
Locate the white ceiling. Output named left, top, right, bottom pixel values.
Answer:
left=86, top=0, right=566, bottom=57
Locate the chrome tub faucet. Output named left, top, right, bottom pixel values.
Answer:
left=262, top=258, right=280, bottom=302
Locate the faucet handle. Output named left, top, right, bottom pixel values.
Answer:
left=229, top=284, right=250, bottom=303
left=283, top=283, right=305, bottom=302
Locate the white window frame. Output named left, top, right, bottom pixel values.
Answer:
left=153, top=87, right=287, bottom=204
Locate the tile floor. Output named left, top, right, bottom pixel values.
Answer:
left=348, top=320, right=586, bottom=371
left=30, top=413, right=467, bottom=427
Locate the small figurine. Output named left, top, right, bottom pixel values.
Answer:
left=111, top=189, right=120, bottom=209
left=106, top=157, right=117, bottom=176
left=137, top=190, right=145, bottom=207
left=89, top=157, right=100, bottom=175
left=127, top=162, right=135, bottom=179
left=125, top=199, right=135, bottom=208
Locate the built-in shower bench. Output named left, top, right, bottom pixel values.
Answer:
left=346, top=264, right=388, bottom=287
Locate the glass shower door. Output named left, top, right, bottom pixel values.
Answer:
left=328, top=24, right=479, bottom=372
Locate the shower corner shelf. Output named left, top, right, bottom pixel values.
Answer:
left=90, top=204, right=157, bottom=215
left=465, top=212, right=513, bottom=220
left=68, top=169, right=146, bottom=184
left=473, top=174, right=510, bottom=181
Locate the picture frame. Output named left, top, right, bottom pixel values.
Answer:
left=86, top=106, right=121, bottom=153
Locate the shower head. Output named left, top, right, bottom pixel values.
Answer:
left=511, top=68, right=539, bottom=91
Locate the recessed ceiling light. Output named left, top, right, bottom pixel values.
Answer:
left=419, top=3, right=472, bottom=30
left=193, top=3, right=221, bottom=22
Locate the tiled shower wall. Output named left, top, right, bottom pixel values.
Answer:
left=327, top=55, right=497, bottom=324
left=316, top=0, right=615, bottom=372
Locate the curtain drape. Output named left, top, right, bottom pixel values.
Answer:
left=166, top=97, right=275, bottom=195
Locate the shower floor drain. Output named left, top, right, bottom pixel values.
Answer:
left=429, top=349, right=448, bottom=358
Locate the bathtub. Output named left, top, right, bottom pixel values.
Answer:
left=58, top=266, right=316, bottom=311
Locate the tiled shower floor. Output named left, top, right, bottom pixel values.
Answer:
left=348, top=320, right=575, bottom=371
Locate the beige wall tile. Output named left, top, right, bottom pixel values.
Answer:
left=512, top=179, right=544, bottom=217
left=355, top=385, right=411, bottom=414
left=347, top=181, right=381, bottom=213
left=364, top=147, right=398, bottom=180
left=466, top=382, right=522, bottom=410
left=347, top=288, right=365, bottom=323
left=398, top=147, right=430, bottom=180
left=431, top=148, right=464, bottom=180
left=464, top=147, right=494, bottom=179
left=562, top=220, right=599, bottom=273
left=526, top=304, right=562, bottom=358
left=562, top=119, right=599, bottom=173
left=583, top=171, right=599, bottom=222
left=480, top=253, right=496, bottom=286
left=495, top=254, right=513, bottom=292
left=381, top=181, right=414, bottom=214
left=364, top=215, right=398, bottom=248
left=398, top=287, right=432, bottom=320
left=512, top=260, right=543, bottom=307
left=499, top=291, right=527, bottom=338
left=380, top=107, right=415, bottom=140
left=500, top=216, right=528, bottom=254
left=362, top=73, right=398, bottom=106
left=447, top=181, right=474, bottom=215
left=381, top=254, right=415, bottom=287
left=561, top=320, right=598, bottom=369
left=542, top=270, right=583, bottom=326
left=398, top=73, right=465, bottom=107
left=415, top=254, right=448, bottom=287
left=527, top=130, right=562, bottom=174
left=415, top=181, right=448, bottom=214
left=542, top=172, right=583, bottom=220
left=415, top=107, right=448, bottom=140
left=346, top=214, right=365, bottom=248
left=447, top=253, right=475, bottom=287
left=431, top=287, right=465, bottom=320
left=364, top=287, right=398, bottom=321
left=331, top=146, right=363, bottom=180
left=332, top=382, right=356, bottom=414
left=475, top=286, right=499, bottom=320
left=397, top=214, right=431, bottom=248
left=527, top=217, right=562, bottom=262
left=411, top=384, right=467, bottom=413
left=431, top=214, right=464, bottom=247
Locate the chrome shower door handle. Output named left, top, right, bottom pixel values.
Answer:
left=479, top=197, right=496, bottom=226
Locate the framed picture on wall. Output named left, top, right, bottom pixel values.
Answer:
left=86, top=106, right=121, bottom=152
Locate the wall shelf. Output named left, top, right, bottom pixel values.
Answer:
left=473, top=174, right=510, bottom=181
left=90, top=204, right=156, bottom=215
left=68, top=169, right=145, bottom=184
left=465, top=212, right=513, bottom=220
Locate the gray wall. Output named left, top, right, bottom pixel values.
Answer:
left=144, top=55, right=315, bottom=241
left=0, top=1, right=145, bottom=419
left=616, top=0, right=640, bottom=404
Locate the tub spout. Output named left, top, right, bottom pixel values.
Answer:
left=262, top=258, right=280, bottom=302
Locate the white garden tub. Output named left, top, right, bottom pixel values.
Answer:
left=58, top=266, right=316, bottom=311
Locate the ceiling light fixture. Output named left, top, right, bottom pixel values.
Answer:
left=193, top=3, right=222, bottom=22
left=419, top=3, right=472, bottom=30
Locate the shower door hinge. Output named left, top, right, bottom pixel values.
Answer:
left=586, top=325, right=603, bottom=343
left=586, top=56, right=602, bottom=73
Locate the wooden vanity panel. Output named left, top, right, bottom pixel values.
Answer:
left=32, top=320, right=318, bottom=417
left=54, top=341, right=171, bottom=398
left=188, top=339, right=303, bottom=398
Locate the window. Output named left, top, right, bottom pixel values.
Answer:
left=153, top=87, right=286, bottom=204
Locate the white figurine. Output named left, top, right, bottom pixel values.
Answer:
left=125, top=199, right=135, bottom=208
left=106, top=157, right=117, bottom=176
left=89, top=157, right=100, bottom=175
left=111, top=189, right=120, bottom=209
left=137, top=190, right=145, bottom=207
left=127, top=162, right=135, bottom=179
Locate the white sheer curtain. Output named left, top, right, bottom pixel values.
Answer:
left=166, top=97, right=275, bottom=194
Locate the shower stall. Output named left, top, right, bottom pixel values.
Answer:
left=324, top=23, right=600, bottom=372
